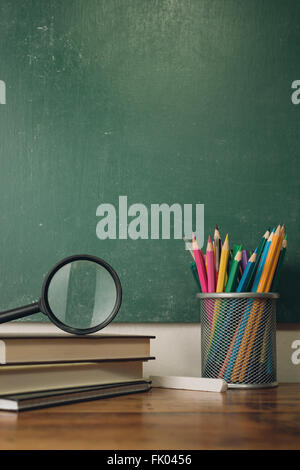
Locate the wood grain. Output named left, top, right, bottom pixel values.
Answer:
left=0, top=383, right=299, bottom=450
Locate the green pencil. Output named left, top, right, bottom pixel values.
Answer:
left=190, top=261, right=201, bottom=290
left=272, top=234, right=287, bottom=292
left=229, top=244, right=242, bottom=281
left=184, top=238, right=200, bottom=290
left=230, top=245, right=242, bottom=266
left=225, top=250, right=242, bottom=292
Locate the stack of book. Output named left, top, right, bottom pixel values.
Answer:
left=0, top=334, right=155, bottom=411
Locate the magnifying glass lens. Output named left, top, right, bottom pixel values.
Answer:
left=46, top=260, right=118, bottom=330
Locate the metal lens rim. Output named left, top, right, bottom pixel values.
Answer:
left=40, top=254, right=122, bottom=335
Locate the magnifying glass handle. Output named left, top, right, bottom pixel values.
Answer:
left=0, top=302, right=40, bottom=324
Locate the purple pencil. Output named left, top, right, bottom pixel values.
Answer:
left=241, top=250, right=249, bottom=271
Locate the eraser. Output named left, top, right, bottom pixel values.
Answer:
left=150, top=375, right=227, bottom=392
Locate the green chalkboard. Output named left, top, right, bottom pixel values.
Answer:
left=0, top=0, right=299, bottom=323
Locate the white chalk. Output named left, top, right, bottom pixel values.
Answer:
left=150, top=375, right=227, bottom=393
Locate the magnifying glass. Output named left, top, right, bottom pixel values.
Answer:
left=0, top=255, right=122, bottom=335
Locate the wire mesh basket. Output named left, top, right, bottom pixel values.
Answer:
left=197, top=292, right=279, bottom=389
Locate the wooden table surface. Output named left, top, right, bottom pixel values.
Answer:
left=0, top=383, right=299, bottom=450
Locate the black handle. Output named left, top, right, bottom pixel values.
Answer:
left=0, top=302, right=40, bottom=324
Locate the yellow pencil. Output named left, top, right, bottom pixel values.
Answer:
left=216, top=234, right=229, bottom=292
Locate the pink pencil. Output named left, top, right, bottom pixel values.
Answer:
left=192, top=234, right=208, bottom=293
left=206, top=235, right=215, bottom=293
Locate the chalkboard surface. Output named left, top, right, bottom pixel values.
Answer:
left=0, top=0, right=299, bottom=323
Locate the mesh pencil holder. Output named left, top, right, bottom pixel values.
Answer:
left=197, top=292, right=279, bottom=389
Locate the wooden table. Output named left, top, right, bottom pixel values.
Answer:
left=0, top=383, right=299, bottom=450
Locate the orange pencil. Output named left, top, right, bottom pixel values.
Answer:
left=264, top=226, right=285, bottom=292
left=257, top=225, right=281, bottom=292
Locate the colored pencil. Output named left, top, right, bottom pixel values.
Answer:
left=184, top=225, right=287, bottom=383
left=192, top=234, right=208, bottom=293
left=272, top=235, right=287, bottom=292
left=208, top=297, right=223, bottom=342
left=247, top=229, right=270, bottom=291
left=205, top=297, right=228, bottom=374
left=241, top=250, right=249, bottom=271
left=236, top=251, right=257, bottom=292
left=225, top=249, right=232, bottom=288
left=190, top=262, right=201, bottom=290
left=251, top=231, right=273, bottom=292
left=238, top=264, right=243, bottom=282
left=218, top=318, right=242, bottom=379
left=238, top=227, right=285, bottom=381
left=184, top=238, right=200, bottom=290
left=229, top=245, right=242, bottom=285
left=235, top=231, right=272, bottom=379
left=216, top=235, right=230, bottom=292
left=259, top=314, right=272, bottom=364
left=213, top=249, right=217, bottom=285
left=206, top=235, right=215, bottom=293
left=186, top=223, right=286, bottom=384
left=225, top=250, right=242, bottom=292
left=230, top=298, right=257, bottom=381
left=183, top=237, right=195, bottom=260
left=231, top=245, right=242, bottom=262
left=224, top=299, right=254, bottom=381
left=207, top=293, right=242, bottom=374
left=257, top=225, right=282, bottom=293
left=214, top=225, right=222, bottom=277
left=264, top=226, right=285, bottom=292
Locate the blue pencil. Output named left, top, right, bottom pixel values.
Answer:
left=236, top=252, right=257, bottom=292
